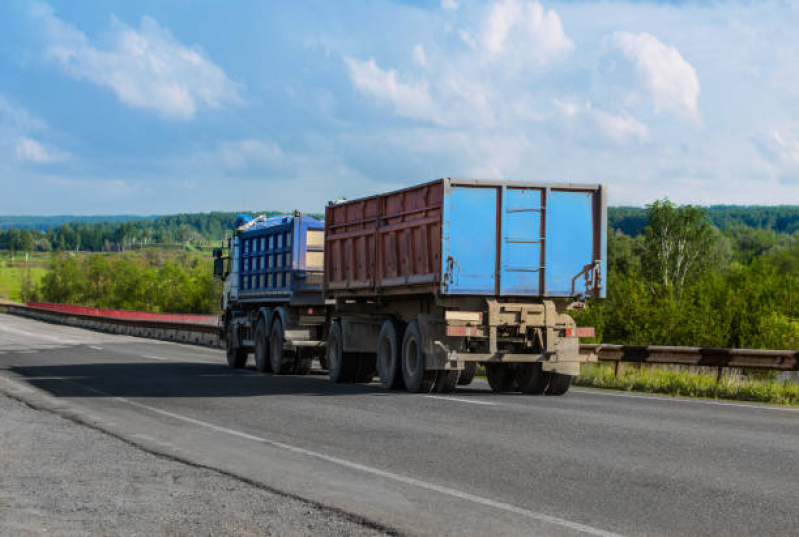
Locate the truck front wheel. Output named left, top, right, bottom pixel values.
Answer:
left=401, top=321, right=437, bottom=393
left=225, top=323, right=247, bottom=369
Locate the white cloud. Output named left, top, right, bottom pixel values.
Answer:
left=31, top=2, right=242, bottom=120
left=481, top=0, right=573, bottom=65
left=441, top=0, right=458, bottom=11
left=15, top=137, right=68, bottom=163
left=754, top=129, right=799, bottom=183
left=344, top=56, right=437, bottom=123
left=218, top=139, right=283, bottom=170
left=0, top=95, right=71, bottom=164
left=610, top=31, right=700, bottom=120
left=554, top=100, right=649, bottom=144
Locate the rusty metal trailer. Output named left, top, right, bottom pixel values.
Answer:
left=323, top=178, right=607, bottom=394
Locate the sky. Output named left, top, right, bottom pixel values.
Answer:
left=0, top=0, right=798, bottom=215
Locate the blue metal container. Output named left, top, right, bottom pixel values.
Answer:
left=236, top=213, right=325, bottom=303
left=441, top=179, right=606, bottom=299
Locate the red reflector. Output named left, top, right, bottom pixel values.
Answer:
left=308, top=307, right=314, bottom=314
left=576, top=327, right=595, bottom=338
left=446, top=326, right=479, bottom=337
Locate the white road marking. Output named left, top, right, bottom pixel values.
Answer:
left=143, top=355, right=169, bottom=361
left=58, top=380, right=618, bottom=537
left=16, top=350, right=38, bottom=354
left=424, top=395, right=497, bottom=406
left=89, top=345, right=103, bottom=350
left=573, top=388, right=799, bottom=412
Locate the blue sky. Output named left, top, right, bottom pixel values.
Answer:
left=0, top=0, right=797, bottom=215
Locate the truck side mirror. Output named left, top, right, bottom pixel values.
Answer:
left=213, top=258, right=224, bottom=279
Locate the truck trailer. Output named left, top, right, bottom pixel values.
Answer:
left=215, top=178, right=606, bottom=395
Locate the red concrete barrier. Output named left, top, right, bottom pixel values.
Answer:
left=26, top=302, right=217, bottom=326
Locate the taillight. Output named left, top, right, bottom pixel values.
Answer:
left=565, top=327, right=595, bottom=338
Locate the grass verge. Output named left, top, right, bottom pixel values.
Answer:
left=575, top=362, right=799, bottom=406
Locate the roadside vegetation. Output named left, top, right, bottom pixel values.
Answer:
left=0, top=249, right=220, bottom=314
left=575, top=363, right=799, bottom=406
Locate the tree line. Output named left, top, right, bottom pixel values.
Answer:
left=573, top=201, right=799, bottom=350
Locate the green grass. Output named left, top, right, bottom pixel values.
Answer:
left=0, top=263, right=47, bottom=302
left=576, top=362, right=799, bottom=406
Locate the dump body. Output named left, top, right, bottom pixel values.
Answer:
left=216, top=213, right=329, bottom=374
left=325, top=178, right=606, bottom=300
left=235, top=214, right=325, bottom=306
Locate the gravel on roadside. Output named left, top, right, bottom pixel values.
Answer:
left=0, top=392, right=387, bottom=536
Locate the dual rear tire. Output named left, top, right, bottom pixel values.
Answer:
left=327, top=322, right=375, bottom=383
left=486, top=362, right=573, bottom=395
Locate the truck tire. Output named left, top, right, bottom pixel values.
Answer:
left=293, top=349, right=313, bottom=375
left=353, top=353, right=376, bottom=383
left=515, top=363, right=550, bottom=394
left=457, top=362, right=476, bottom=386
left=433, top=370, right=459, bottom=393
left=545, top=373, right=573, bottom=395
left=486, top=363, right=516, bottom=392
left=270, top=318, right=293, bottom=374
left=376, top=320, right=405, bottom=389
left=225, top=323, right=247, bottom=369
left=327, top=322, right=357, bottom=383
left=401, top=321, right=437, bottom=393
left=254, top=318, right=272, bottom=373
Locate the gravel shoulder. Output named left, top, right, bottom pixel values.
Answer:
left=0, top=392, right=386, bottom=536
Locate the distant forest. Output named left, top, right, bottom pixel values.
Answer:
left=0, top=205, right=797, bottom=253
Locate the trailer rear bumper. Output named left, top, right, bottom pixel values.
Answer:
left=444, top=350, right=594, bottom=376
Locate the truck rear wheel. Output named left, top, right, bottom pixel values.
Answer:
left=545, top=373, right=573, bottom=395
left=270, top=318, right=293, bottom=374
left=515, top=363, right=550, bottom=394
left=457, top=362, right=476, bottom=386
left=401, top=321, right=437, bottom=393
left=327, top=322, right=357, bottom=383
left=433, top=370, right=459, bottom=393
left=254, top=318, right=272, bottom=373
left=225, top=323, right=247, bottom=369
left=376, top=320, right=405, bottom=389
left=486, top=363, right=516, bottom=392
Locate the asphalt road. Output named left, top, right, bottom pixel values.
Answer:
left=1, top=313, right=797, bottom=536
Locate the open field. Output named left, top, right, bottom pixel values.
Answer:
left=0, top=254, right=48, bottom=302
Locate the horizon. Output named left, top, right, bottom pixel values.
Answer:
left=2, top=1, right=799, bottom=214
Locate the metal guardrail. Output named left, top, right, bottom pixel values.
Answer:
left=3, top=303, right=797, bottom=373
left=581, top=344, right=799, bottom=372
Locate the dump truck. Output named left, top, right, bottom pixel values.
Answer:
left=213, top=212, right=329, bottom=374
left=215, top=178, right=606, bottom=395
left=324, top=178, right=606, bottom=394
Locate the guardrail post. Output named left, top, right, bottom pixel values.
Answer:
left=716, top=366, right=722, bottom=383
left=614, top=361, right=620, bottom=378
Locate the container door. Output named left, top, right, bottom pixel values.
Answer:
left=500, top=187, right=544, bottom=295
left=545, top=190, right=595, bottom=296
left=441, top=186, right=497, bottom=294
